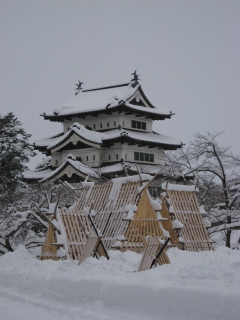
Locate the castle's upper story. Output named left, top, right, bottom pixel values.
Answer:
left=41, top=81, right=174, bottom=124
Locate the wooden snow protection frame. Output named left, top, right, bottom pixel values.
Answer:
left=40, top=223, right=60, bottom=261
left=162, top=183, right=212, bottom=251
left=78, top=233, right=99, bottom=266
left=120, top=188, right=170, bottom=262
left=58, top=175, right=153, bottom=259
left=138, top=237, right=170, bottom=272
left=160, top=197, right=180, bottom=247
left=59, top=207, right=109, bottom=261
left=38, top=192, right=67, bottom=261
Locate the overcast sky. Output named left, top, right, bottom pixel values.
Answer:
left=1, top=0, right=239, bottom=169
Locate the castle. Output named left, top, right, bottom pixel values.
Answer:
left=24, top=72, right=182, bottom=189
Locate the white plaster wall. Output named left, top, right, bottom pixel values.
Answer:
left=51, top=153, right=62, bottom=167
left=63, top=112, right=153, bottom=133
left=120, top=144, right=165, bottom=165
left=61, top=148, right=102, bottom=167
left=102, top=142, right=165, bottom=165
left=52, top=143, right=164, bottom=168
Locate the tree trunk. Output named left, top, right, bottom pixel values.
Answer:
left=226, top=216, right=231, bottom=248
left=5, top=236, right=14, bottom=252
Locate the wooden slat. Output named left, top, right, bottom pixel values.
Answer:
left=160, top=198, right=179, bottom=245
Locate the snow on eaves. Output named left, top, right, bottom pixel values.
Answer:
left=104, top=128, right=182, bottom=146
left=42, top=83, right=172, bottom=118
left=22, top=168, right=53, bottom=180
left=40, top=156, right=100, bottom=183
left=162, top=183, right=198, bottom=192
left=111, top=174, right=152, bottom=184
left=43, top=83, right=137, bottom=116
left=34, top=126, right=182, bottom=150
left=34, top=132, right=64, bottom=147
left=100, top=162, right=167, bottom=175
left=48, top=123, right=102, bottom=150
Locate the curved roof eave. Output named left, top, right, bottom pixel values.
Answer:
left=102, top=135, right=182, bottom=150
left=40, top=159, right=100, bottom=184
left=48, top=129, right=102, bottom=152
left=41, top=104, right=173, bottom=122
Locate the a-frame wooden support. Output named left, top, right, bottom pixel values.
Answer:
left=120, top=188, right=170, bottom=266
left=160, top=196, right=180, bottom=247
left=40, top=223, right=59, bottom=261
left=162, top=185, right=213, bottom=251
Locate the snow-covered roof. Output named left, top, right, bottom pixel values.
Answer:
left=103, top=128, right=182, bottom=147
left=34, top=133, right=63, bottom=148
left=34, top=124, right=182, bottom=151
left=162, top=183, right=198, bottom=192
left=40, top=155, right=100, bottom=184
left=41, top=83, right=172, bottom=119
left=99, top=162, right=167, bottom=175
left=22, top=168, right=53, bottom=180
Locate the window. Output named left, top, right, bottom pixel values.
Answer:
left=107, top=122, right=109, bottom=127
left=134, top=152, right=154, bottom=163
left=131, top=120, right=146, bottom=130
left=132, top=120, right=136, bottom=128
left=55, top=160, right=58, bottom=165
left=137, top=121, right=141, bottom=129
left=100, top=123, right=102, bottom=128
left=93, top=155, right=95, bottom=161
left=116, top=154, right=118, bottom=160
left=67, top=127, right=70, bottom=131
left=123, top=121, right=125, bottom=126
left=134, top=152, right=139, bottom=161
left=86, top=156, right=88, bottom=161
left=114, top=121, right=116, bottom=126
left=101, top=155, right=103, bottom=160
left=93, top=124, right=96, bottom=129
left=125, top=154, right=127, bottom=160
left=109, top=155, right=111, bottom=160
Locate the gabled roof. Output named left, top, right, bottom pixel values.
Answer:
left=40, top=155, right=100, bottom=185
left=41, top=83, right=173, bottom=121
left=34, top=123, right=182, bottom=153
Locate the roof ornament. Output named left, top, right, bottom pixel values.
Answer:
left=131, top=70, right=140, bottom=87
left=75, top=81, right=84, bottom=95
left=120, top=131, right=128, bottom=137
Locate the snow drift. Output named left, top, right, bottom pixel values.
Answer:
left=0, top=246, right=239, bottom=320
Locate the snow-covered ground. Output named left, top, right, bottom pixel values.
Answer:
left=0, top=246, right=239, bottom=320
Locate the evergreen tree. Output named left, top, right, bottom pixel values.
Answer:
left=0, top=112, right=36, bottom=202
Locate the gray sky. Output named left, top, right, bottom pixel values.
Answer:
left=1, top=0, right=239, bottom=169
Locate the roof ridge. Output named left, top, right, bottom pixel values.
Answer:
left=82, top=83, right=129, bottom=92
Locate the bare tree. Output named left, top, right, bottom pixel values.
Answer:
left=166, top=132, right=240, bottom=248
left=0, top=183, right=48, bottom=255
